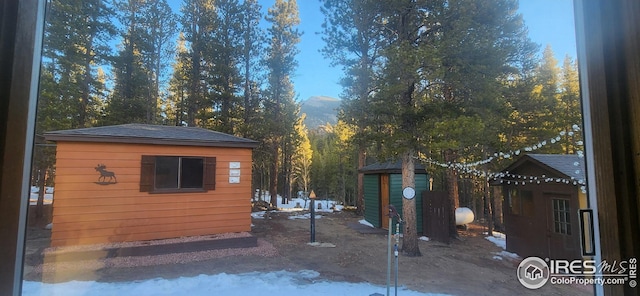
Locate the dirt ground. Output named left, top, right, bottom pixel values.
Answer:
left=23, top=210, right=592, bottom=295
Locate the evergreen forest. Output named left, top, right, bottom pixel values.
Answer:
left=34, top=0, right=583, bottom=253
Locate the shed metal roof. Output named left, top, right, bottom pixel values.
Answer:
left=44, top=124, right=259, bottom=148
left=503, top=153, right=586, bottom=180
left=359, top=160, right=428, bottom=174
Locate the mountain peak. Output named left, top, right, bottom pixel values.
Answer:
left=300, top=96, right=340, bottom=130
left=303, top=96, right=339, bottom=105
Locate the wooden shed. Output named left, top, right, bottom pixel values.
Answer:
left=360, top=161, right=429, bottom=232
left=44, top=124, right=259, bottom=247
left=497, top=154, right=587, bottom=260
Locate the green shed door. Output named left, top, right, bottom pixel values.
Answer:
left=364, top=174, right=380, bottom=227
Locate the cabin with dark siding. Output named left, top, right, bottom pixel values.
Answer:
left=44, top=124, right=259, bottom=247
left=360, top=161, right=429, bottom=232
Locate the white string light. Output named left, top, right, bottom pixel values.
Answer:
left=416, top=124, right=587, bottom=192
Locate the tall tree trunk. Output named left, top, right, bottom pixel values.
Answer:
left=243, top=44, right=250, bottom=137
left=35, top=167, right=47, bottom=224
left=79, top=24, right=96, bottom=128
left=188, top=18, right=200, bottom=127
left=401, top=149, right=421, bottom=256
left=356, top=146, right=365, bottom=215
left=281, top=140, right=290, bottom=205
left=486, top=173, right=493, bottom=236
left=445, top=149, right=459, bottom=239
left=269, top=142, right=279, bottom=206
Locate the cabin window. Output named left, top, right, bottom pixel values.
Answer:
left=140, top=155, right=216, bottom=193
left=552, top=198, right=572, bottom=235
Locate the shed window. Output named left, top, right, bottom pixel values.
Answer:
left=552, top=198, right=571, bottom=235
left=140, top=155, right=216, bottom=193
left=508, top=189, right=534, bottom=216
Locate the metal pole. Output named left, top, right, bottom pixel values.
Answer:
left=310, top=198, right=316, bottom=243
left=386, top=216, right=392, bottom=296
left=395, top=220, right=400, bottom=296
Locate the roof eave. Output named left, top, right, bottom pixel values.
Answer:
left=501, top=155, right=570, bottom=179
left=44, top=134, right=260, bottom=149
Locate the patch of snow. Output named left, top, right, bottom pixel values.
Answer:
left=22, top=270, right=449, bottom=296
left=359, top=219, right=374, bottom=228
left=251, top=196, right=342, bottom=219
left=492, top=255, right=503, bottom=260
left=288, top=213, right=322, bottom=220
left=493, top=250, right=519, bottom=260
left=307, top=242, right=336, bottom=248
left=251, top=211, right=266, bottom=219
left=483, top=231, right=506, bottom=239
left=45, top=223, right=53, bottom=230
left=419, top=236, right=430, bottom=242
left=29, top=187, right=54, bottom=205
left=30, top=186, right=54, bottom=193
left=485, top=234, right=506, bottom=250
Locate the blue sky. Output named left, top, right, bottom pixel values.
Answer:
left=286, top=0, right=578, bottom=101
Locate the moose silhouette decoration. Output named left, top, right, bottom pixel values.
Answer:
left=94, top=164, right=117, bottom=185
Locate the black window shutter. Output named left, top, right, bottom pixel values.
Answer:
left=140, top=155, right=155, bottom=192
left=203, top=157, right=216, bottom=190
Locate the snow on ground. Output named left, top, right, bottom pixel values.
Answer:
left=358, top=219, right=373, bottom=228
left=288, top=213, right=323, bottom=220
left=22, top=270, right=450, bottom=296
left=484, top=231, right=506, bottom=250
left=251, top=211, right=267, bottom=219
left=359, top=219, right=374, bottom=228
left=29, top=186, right=54, bottom=205
left=252, top=193, right=343, bottom=220
left=492, top=250, right=520, bottom=261
left=481, top=232, right=521, bottom=261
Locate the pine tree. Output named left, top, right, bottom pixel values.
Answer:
left=264, top=0, right=301, bottom=206
left=292, top=114, right=313, bottom=200
left=206, top=0, right=244, bottom=134
left=166, top=33, right=192, bottom=126
left=180, top=0, right=217, bottom=127
left=338, top=0, right=538, bottom=245
left=333, top=120, right=357, bottom=205
left=33, top=67, right=73, bottom=222
left=529, top=44, right=562, bottom=143
left=239, top=0, right=264, bottom=138
left=320, top=0, right=387, bottom=215
left=142, top=0, right=177, bottom=123
left=43, top=0, right=115, bottom=128
left=37, top=0, right=114, bottom=219
left=103, top=0, right=154, bottom=125
left=366, top=0, right=437, bottom=256
left=557, top=55, right=582, bottom=154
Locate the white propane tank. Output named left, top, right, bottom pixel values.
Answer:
left=455, top=207, right=474, bottom=225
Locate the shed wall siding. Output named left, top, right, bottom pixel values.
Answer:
left=503, top=180, right=582, bottom=260
left=389, top=174, right=426, bottom=233
left=363, top=173, right=428, bottom=233
left=51, top=141, right=253, bottom=246
left=363, top=174, right=380, bottom=227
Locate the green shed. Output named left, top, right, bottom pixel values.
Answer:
left=360, top=161, right=429, bottom=233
